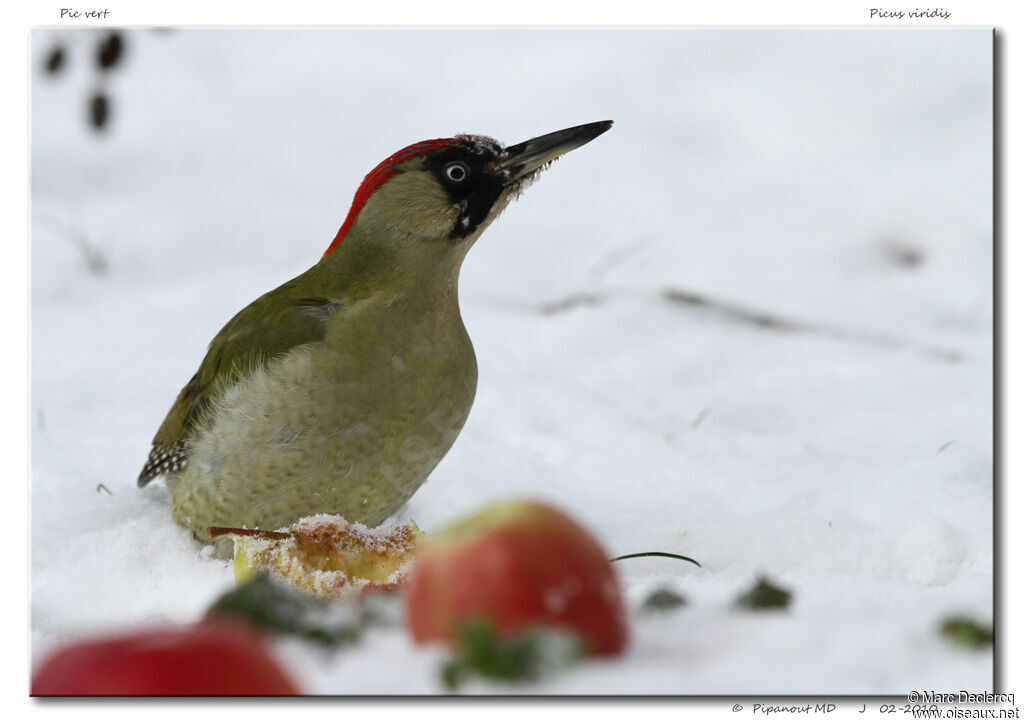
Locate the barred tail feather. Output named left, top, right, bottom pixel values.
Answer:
left=137, top=441, right=189, bottom=487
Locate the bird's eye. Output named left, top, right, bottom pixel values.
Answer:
left=445, top=162, right=469, bottom=183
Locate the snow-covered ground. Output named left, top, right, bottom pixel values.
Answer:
left=30, top=28, right=993, bottom=694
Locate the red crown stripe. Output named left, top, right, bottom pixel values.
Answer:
left=322, top=138, right=458, bottom=258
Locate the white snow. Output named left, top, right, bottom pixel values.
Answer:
left=30, top=28, right=992, bottom=694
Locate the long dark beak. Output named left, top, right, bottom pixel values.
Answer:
left=497, top=120, right=613, bottom=184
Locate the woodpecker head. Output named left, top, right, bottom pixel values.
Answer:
left=321, top=121, right=613, bottom=270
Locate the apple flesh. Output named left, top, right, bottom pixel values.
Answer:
left=405, top=500, right=628, bottom=656
left=32, top=622, right=300, bottom=696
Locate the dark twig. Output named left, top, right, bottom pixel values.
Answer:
left=662, top=287, right=962, bottom=363
left=538, top=293, right=606, bottom=316
left=207, top=526, right=291, bottom=540
left=610, top=551, right=702, bottom=568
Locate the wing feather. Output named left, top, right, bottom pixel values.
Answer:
left=137, top=283, right=343, bottom=487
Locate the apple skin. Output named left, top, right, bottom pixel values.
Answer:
left=406, top=500, right=628, bottom=656
left=32, top=622, right=300, bottom=696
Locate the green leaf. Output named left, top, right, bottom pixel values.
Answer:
left=441, top=619, right=585, bottom=691
left=205, top=573, right=362, bottom=646
left=640, top=587, right=687, bottom=613
left=734, top=576, right=792, bottom=610
left=940, top=617, right=993, bottom=649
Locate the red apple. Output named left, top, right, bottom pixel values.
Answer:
left=32, top=622, right=300, bottom=696
left=406, top=500, right=628, bottom=655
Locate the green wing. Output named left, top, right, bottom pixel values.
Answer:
left=137, top=275, right=343, bottom=487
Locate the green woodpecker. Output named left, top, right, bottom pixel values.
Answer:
left=138, top=121, right=613, bottom=541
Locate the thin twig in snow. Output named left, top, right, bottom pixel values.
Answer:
left=662, top=287, right=963, bottom=363
left=32, top=210, right=110, bottom=275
